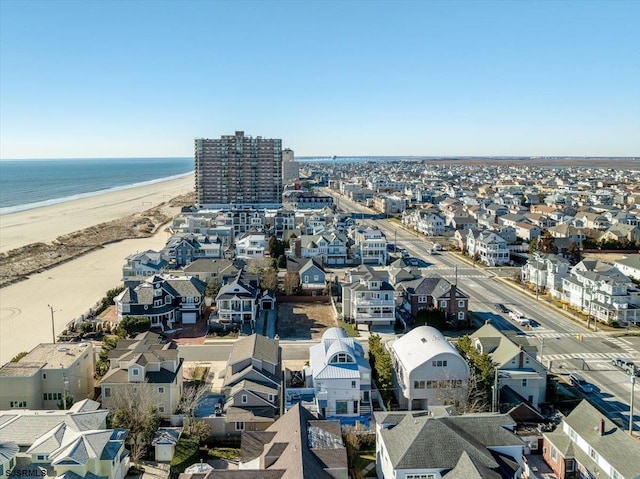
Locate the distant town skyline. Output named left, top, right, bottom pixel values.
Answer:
left=1, top=0, right=639, bottom=159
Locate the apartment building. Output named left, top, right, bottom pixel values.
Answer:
left=0, top=342, right=94, bottom=410
left=195, top=131, right=283, bottom=208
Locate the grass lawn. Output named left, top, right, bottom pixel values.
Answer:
left=208, top=448, right=240, bottom=461
left=353, top=451, right=377, bottom=478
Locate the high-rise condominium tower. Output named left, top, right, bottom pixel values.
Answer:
left=195, top=131, right=283, bottom=208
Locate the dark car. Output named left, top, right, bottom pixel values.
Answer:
left=495, top=303, right=510, bottom=313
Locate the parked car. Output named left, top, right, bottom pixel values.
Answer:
left=495, top=303, right=510, bottom=313
left=570, top=373, right=593, bottom=393
left=612, top=358, right=638, bottom=375
left=401, top=249, right=410, bottom=259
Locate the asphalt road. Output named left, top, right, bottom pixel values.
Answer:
left=323, top=187, right=640, bottom=431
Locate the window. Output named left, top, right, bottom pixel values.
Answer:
left=589, top=447, right=599, bottom=462
left=351, top=381, right=356, bottom=388
left=458, top=311, right=465, bottom=320
left=522, top=379, right=528, bottom=387
left=42, top=372, right=47, bottom=380
left=159, top=406, right=165, bottom=413
left=132, top=368, right=139, bottom=376
left=235, top=421, right=245, bottom=431
left=10, top=401, right=26, bottom=408
left=242, top=394, right=248, bottom=404
left=36, top=455, right=46, bottom=461
left=158, top=386, right=165, bottom=394
left=550, top=446, right=557, bottom=461
left=336, top=401, right=348, bottom=414
left=104, top=387, right=111, bottom=398
left=268, top=394, right=274, bottom=402
left=418, top=295, right=427, bottom=303
left=440, top=300, right=447, bottom=308
left=566, top=460, right=575, bottom=472
left=414, top=380, right=426, bottom=389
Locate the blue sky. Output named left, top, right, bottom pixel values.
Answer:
left=1, top=0, right=638, bottom=158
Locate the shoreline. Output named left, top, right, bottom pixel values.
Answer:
left=0, top=176, right=195, bottom=365
left=0, top=174, right=194, bottom=254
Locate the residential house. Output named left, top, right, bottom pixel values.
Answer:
left=561, top=260, right=640, bottom=325
left=466, top=230, right=511, bottom=266
left=293, top=232, right=349, bottom=265
left=397, top=276, right=470, bottom=327
left=373, top=194, right=407, bottom=215
left=115, top=274, right=207, bottom=329
left=471, top=323, right=546, bottom=410
left=100, top=332, right=183, bottom=417
left=547, top=223, right=586, bottom=246
left=601, top=224, right=640, bottom=244
left=0, top=342, right=94, bottom=410
left=122, top=249, right=168, bottom=279
left=236, top=231, right=267, bottom=259
left=341, top=265, right=395, bottom=327
left=0, top=441, right=18, bottom=478
left=351, top=225, right=387, bottom=265
left=221, top=334, right=282, bottom=435
left=416, top=212, right=445, bottom=236
left=375, top=410, right=524, bottom=479
left=181, top=258, right=246, bottom=285
left=182, top=404, right=347, bottom=479
left=0, top=400, right=129, bottom=479
left=162, top=234, right=223, bottom=267
left=215, top=271, right=260, bottom=324
left=309, top=328, right=372, bottom=419
left=614, top=254, right=640, bottom=281
left=543, top=400, right=640, bottom=479
left=515, top=222, right=542, bottom=242
left=521, top=254, right=570, bottom=296
left=389, top=326, right=470, bottom=410
left=286, top=258, right=327, bottom=295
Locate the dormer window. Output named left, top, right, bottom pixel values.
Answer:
left=132, top=368, right=139, bottom=376
left=330, top=353, right=354, bottom=364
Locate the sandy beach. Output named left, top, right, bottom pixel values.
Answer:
left=0, top=175, right=194, bottom=365
left=0, top=174, right=194, bottom=253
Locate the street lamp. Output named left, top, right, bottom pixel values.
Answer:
left=48, top=304, right=60, bottom=343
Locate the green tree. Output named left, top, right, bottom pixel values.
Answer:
left=120, top=316, right=151, bottom=337
left=528, top=238, right=539, bottom=255
left=109, top=384, right=161, bottom=465
left=190, top=421, right=212, bottom=443
left=100, top=286, right=125, bottom=313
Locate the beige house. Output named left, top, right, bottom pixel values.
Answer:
left=0, top=342, right=94, bottom=410
left=100, top=332, right=183, bottom=417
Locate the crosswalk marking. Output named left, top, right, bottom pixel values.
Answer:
left=530, top=332, right=599, bottom=339
left=543, top=352, right=636, bottom=361
left=606, top=337, right=638, bottom=356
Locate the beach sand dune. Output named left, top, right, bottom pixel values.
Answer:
left=0, top=175, right=194, bottom=365
left=0, top=175, right=194, bottom=253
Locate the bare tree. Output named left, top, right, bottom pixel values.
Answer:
left=462, top=370, right=491, bottom=413
left=434, top=369, right=469, bottom=408
left=177, top=383, right=210, bottom=435
left=108, top=383, right=161, bottom=465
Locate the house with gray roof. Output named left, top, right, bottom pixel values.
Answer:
left=291, top=232, right=349, bottom=265
left=122, top=249, right=168, bottom=280
left=115, top=274, right=206, bottom=329
left=219, top=334, right=282, bottom=436
left=471, top=323, right=546, bottom=410
left=181, top=403, right=347, bottom=479
left=309, top=328, right=372, bottom=419
left=466, top=230, right=510, bottom=266
left=214, top=271, right=260, bottom=324
left=397, top=276, right=469, bottom=327
left=0, top=401, right=128, bottom=479
left=614, top=254, right=640, bottom=281
left=543, top=400, right=640, bottom=479
left=99, top=332, right=182, bottom=418
left=341, top=265, right=395, bottom=326
left=375, top=410, right=524, bottom=479
left=181, top=258, right=246, bottom=285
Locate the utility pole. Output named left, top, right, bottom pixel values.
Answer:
left=630, top=375, right=636, bottom=435
left=48, top=304, right=56, bottom=343
left=492, top=368, right=499, bottom=413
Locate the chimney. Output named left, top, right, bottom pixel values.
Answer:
left=599, top=417, right=605, bottom=435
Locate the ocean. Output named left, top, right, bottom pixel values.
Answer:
left=0, top=157, right=193, bottom=215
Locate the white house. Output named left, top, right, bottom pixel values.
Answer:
left=521, top=253, right=570, bottom=296
left=389, top=326, right=470, bottom=410
left=416, top=212, right=445, bottom=237
left=309, top=328, right=372, bottom=418
left=351, top=225, right=387, bottom=265
left=466, top=230, right=510, bottom=266
left=341, top=265, right=395, bottom=327
left=235, top=232, right=266, bottom=259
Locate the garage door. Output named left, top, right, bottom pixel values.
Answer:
left=182, top=312, right=197, bottom=324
